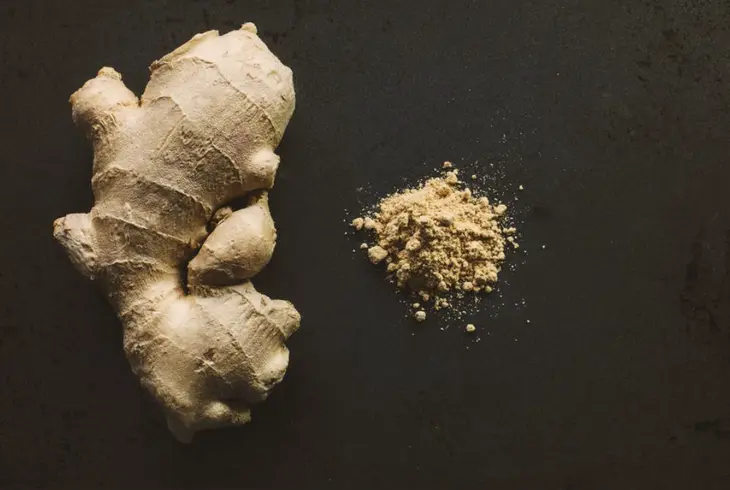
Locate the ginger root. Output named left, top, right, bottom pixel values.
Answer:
left=53, top=24, right=299, bottom=442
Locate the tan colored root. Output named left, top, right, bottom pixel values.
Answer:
left=53, top=25, right=299, bottom=442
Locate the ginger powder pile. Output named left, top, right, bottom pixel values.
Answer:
left=351, top=164, right=517, bottom=313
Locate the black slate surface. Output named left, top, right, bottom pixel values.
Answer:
left=2, top=0, right=730, bottom=488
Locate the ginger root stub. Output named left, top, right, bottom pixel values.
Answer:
left=53, top=24, right=299, bottom=442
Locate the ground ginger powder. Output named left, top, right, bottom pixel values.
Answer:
left=352, top=166, right=517, bottom=311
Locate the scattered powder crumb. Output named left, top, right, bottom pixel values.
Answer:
left=350, top=162, right=516, bottom=314
left=367, top=245, right=388, bottom=264
left=435, top=298, right=450, bottom=310
left=414, top=310, right=427, bottom=322
left=471, top=174, right=477, bottom=180
left=363, top=217, right=377, bottom=230
left=466, top=324, right=476, bottom=333
left=444, top=170, right=459, bottom=185
left=360, top=242, right=368, bottom=250
left=518, top=185, right=524, bottom=191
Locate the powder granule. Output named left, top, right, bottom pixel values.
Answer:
left=367, top=245, right=388, bottom=264
left=352, top=165, right=514, bottom=309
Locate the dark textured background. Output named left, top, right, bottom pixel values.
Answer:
left=2, top=0, right=730, bottom=488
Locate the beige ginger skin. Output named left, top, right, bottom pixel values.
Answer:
left=53, top=24, right=299, bottom=442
